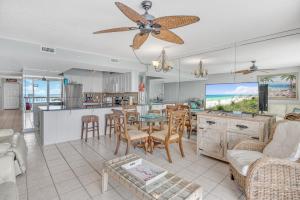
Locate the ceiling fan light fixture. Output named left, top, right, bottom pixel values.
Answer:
left=93, top=1, right=200, bottom=49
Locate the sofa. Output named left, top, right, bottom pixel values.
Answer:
left=0, top=129, right=27, bottom=200
left=0, top=151, right=18, bottom=200
left=0, top=129, right=27, bottom=175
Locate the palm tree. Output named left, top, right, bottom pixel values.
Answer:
left=259, top=76, right=273, bottom=84
left=281, top=74, right=296, bottom=89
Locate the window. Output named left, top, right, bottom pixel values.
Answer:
left=33, top=80, right=47, bottom=103
left=23, top=79, right=33, bottom=103
left=23, top=78, right=63, bottom=105
left=49, top=80, right=62, bottom=103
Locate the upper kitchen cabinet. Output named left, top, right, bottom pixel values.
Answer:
left=102, top=72, right=138, bottom=93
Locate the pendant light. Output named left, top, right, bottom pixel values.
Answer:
left=193, top=60, right=208, bottom=80
left=152, top=49, right=173, bottom=72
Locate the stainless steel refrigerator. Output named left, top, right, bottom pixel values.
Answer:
left=64, top=83, right=83, bottom=108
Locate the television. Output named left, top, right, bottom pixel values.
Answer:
left=205, top=82, right=259, bottom=113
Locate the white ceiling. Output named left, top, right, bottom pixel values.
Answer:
left=0, top=0, right=300, bottom=78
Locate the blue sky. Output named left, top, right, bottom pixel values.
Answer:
left=23, top=79, right=61, bottom=97
left=206, top=82, right=258, bottom=95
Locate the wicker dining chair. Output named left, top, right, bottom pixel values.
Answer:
left=227, top=120, right=300, bottom=200
left=150, top=110, right=187, bottom=163
left=113, top=111, right=149, bottom=155
left=122, top=105, right=140, bottom=123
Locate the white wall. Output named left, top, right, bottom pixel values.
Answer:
left=164, top=66, right=300, bottom=105
left=149, top=80, right=164, bottom=100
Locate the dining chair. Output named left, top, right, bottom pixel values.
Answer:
left=165, top=105, right=178, bottom=117
left=113, top=111, right=149, bottom=155
left=177, top=104, right=192, bottom=139
left=150, top=110, right=187, bottom=163
left=122, top=105, right=140, bottom=126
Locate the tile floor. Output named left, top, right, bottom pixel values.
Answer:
left=17, top=133, right=245, bottom=200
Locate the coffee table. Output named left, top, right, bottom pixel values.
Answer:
left=102, top=154, right=202, bottom=200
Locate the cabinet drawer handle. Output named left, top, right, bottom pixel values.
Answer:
left=236, top=124, right=248, bottom=129
left=206, top=120, right=216, bottom=125
left=251, top=136, right=259, bottom=140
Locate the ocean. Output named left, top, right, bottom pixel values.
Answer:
left=206, top=94, right=256, bottom=101
left=268, top=83, right=291, bottom=89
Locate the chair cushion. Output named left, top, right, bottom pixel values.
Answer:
left=127, top=130, right=148, bottom=140
left=0, top=154, right=16, bottom=184
left=227, top=150, right=263, bottom=176
left=0, top=143, right=11, bottom=156
left=263, top=121, right=300, bottom=161
left=151, top=130, right=179, bottom=141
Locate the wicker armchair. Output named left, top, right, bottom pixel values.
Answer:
left=227, top=120, right=300, bottom=200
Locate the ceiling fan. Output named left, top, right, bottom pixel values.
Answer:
left=233, top=61, right=273, bottom=75
left=93, top=1, right=200, bottom=49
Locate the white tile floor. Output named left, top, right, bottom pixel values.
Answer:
left=17, top=133, right=245, bottom=200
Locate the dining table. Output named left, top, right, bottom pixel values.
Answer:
left=138, top=113, right=168, bottom=133
left=135, top=113, right=168, bottom=152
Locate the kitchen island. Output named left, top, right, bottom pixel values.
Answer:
left=38, top=102, right=178, bottom=145
left=38, top=105, right=140, bottom=145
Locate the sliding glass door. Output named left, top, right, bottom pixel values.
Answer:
left=23, top=78, right=63, bottom=131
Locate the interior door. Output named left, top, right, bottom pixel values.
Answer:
left=4, top=82, right=20, bottom=109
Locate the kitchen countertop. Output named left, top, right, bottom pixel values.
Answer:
left=38, top=104, right=123, bottom=111
left=38, top=102, right=179, bottom=111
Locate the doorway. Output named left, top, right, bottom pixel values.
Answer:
left=23, top=78, right=63, bottom=131
left=4, top=82, right=20, bottom=109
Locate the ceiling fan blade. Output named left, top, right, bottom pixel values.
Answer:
left=256, top=69, right=270, bottom=73
left=153, top=15, right=200, bottom=29
left=234, top=70, right=251, bottom=74
left=93, top=27, right=137, bottom=34
left=115, top=2, right=148, bottom=24
left=242, top=70, right=253, bottom=75
left=151, top=28, right=184, bottom=44
left=132, top=33, right=149, bottom=49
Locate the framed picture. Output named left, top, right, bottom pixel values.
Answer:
left=258, top=73, right=298, bottom=100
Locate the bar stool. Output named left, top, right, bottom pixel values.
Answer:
left=104, top=113, right=114, bottom=138
left=104, top=109, right=124, bottom=138
left=81, top=115, right=100, bottom=142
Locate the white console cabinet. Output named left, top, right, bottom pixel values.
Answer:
left=197, top=112, right=275, bottom=161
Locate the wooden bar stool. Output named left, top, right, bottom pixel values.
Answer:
left=81, top=115, right=100, bottom=142
left=104, top=113, right=115, bottom=138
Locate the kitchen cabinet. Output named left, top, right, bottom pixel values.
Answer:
left=103, top=72, right=132, bottom=92
left=198, top=128, right=225, bottom=160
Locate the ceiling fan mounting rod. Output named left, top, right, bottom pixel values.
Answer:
left=141, top=0, right=152, bottom=12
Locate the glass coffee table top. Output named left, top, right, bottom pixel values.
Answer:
left=102, top=154, right=202, bottom=200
